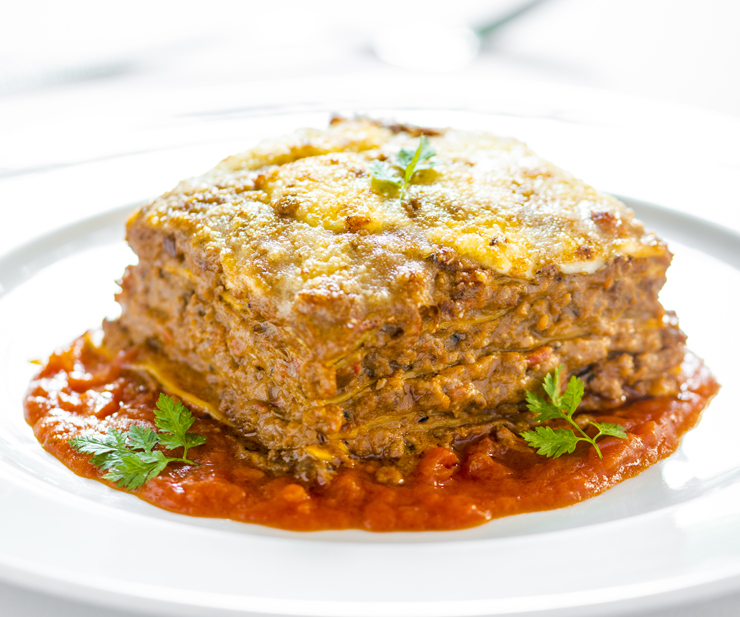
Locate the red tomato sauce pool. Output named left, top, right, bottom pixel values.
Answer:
left=24, top=336, right=719, bottom=532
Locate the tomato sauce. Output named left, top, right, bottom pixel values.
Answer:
left=24, top=336, right=719, bottom=532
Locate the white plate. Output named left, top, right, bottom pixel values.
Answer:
left=1, top=196, right=740, bottom=617
left=2, top=102, right=740, bottom=616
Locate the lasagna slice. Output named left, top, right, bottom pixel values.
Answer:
left=105, top=118, right=685, bottom=482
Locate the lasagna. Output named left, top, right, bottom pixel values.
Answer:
left=104, top=117, right=686, bottom=485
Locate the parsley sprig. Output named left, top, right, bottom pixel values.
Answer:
left=369, top=135, right=437, bottom=201
left=520, top=367, right=627, bottom=459
left=69, top=394, right=206, bottom=490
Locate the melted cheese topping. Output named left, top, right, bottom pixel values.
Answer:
left=135, top=118, right=665, bottom=331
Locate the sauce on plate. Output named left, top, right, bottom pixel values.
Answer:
left=24, top=335, right=718, bottom=531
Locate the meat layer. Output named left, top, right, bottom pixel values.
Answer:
left=106, top=118, right=687, bottom=480
left=107, top=236, right=684, bottom=479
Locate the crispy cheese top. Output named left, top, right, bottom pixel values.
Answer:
left=133, top=118, right=665, bottom=348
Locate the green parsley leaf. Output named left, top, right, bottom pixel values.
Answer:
left=524, top=390, right=563, bottom=423
left=70, top=428, right=128, bottom=457
left=126, top=425, right=158, bottom=452
left=394, top=147, right=416, bottom=171
left=368, top=160, right=402, bottom=187
left=68, top=394, right=206, bottom=491
left=158, top=431, right=207, bottom=456
left=520, top=367, right=628, bottom=459
left=406, top=136, right=437, bottom=172
left=369, top=135, right=437, bottom=201
left=561, top=375, right=584, bottom=416
left=521, top=426, right=580, bottom=458
left=542, top=365, right=562, bottom=407
left=154, top=392, right=206, bottom=460
left=154, top=392, right=195, bottom=434
left=70, top=428, right=130, bottom=471
left=399, top=136, right=436, bottom=201
left=103, top=450, right=170, bottom=491
left=394, top=136, right=436, bottom=172
left=591, top=422, right=628, bottom=439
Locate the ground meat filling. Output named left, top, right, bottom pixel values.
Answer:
left=100, top=118, right=688, bottom=482
left=105, top=242, right=685, bottom=481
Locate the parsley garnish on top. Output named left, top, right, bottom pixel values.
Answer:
left=69, top=393, right=206, bottom=490
left=369, top=135, right=437, bottom=201
left=520, top=366, right=627, bottom=459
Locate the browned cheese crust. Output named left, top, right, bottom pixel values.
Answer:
left=105, top=118, right=685, bottom=481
